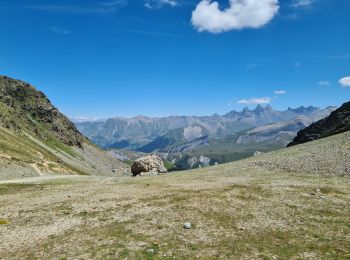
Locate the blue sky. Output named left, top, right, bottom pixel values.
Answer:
left=0, top=0, right=349, bottom=118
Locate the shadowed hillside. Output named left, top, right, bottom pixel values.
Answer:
left=289, top=101, right=350, bottom=147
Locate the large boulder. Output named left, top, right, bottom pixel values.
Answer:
left=131, top=155, right=167, bottom=176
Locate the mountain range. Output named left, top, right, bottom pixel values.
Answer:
left=75, top=104, right=336, bottom=169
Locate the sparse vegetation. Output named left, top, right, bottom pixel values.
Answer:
left=0, top=132, right=349, bottom=259
left=0, top=219, right=10, bottom=225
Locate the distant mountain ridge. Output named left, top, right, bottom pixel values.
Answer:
left=288, top=101, right=350, bottom=147
left=76, top=104, right=335, bottom=151
left=75, top=104, right=336, bottom=170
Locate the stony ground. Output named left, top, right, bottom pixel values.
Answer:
left=0, top=132, right=349, bottom=259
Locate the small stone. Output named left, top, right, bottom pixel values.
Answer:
left=146, top=249, right=154, bottom=254
left=158, top=165, right=167, bottom=174
left=253, top=151, right=264, bottom=157
left=183, top=222, right=192, bottom=229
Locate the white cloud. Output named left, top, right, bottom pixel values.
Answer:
left=237, top=97, right=272, bottom=105
left=191, top=0, right=279, bottom=33
left=339, top=76, right=350, bottom=88
left=291, top=0, right=316, bottom=8
left=274, top=90, right=286, bottom=95
left=317, top=81, right=330, bottom=86
left=145, top=0, right=178, bottom=9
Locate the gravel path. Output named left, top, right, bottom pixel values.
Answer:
left=0, top=175, right=89, bottom=184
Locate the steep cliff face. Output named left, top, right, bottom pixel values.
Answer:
left=0, top=76, right=128, bottom=179
left=288, top=101, right=350, bottom=147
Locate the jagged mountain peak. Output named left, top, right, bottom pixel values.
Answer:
left=225, top=105, right=279, bottom=118
left=255, top=104, right=264, bottom=110
left=287, top=106, right=319, bottom=114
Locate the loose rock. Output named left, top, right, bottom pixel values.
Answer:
left=183, top=222, right=192, bottom=229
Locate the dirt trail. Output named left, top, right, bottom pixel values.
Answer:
left=0, top=175, right=88, bottom=184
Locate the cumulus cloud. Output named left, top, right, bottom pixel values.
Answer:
left=237, top=97, right=272, bottom=105
left=274, top=90, right=286, bottom=95
left=191, top=0, right=279, bottom=33
left=145, top=0, right=178, bottom=9
left=339, top=76, right=350, bottom=88
left=317, top=81, right=330, bottom=86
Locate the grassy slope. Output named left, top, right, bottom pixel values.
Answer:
left=0, top=76, right=128, bottom=179
left=0, top=132, right=349, bottom=259
left=0, top=125, right=129, bottom=179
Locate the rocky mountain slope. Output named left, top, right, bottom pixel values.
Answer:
left=0, top=76, right=128, bottom=180
left=288, top=101, right=350, bottom=147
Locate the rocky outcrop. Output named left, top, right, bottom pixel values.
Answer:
left=131, top=155, right=167, bottom=176
left=288, top=101, right=350, bottom=147
left=0, top=76, right=83, bottom=147
left=0, top=75, right=128, bottom=178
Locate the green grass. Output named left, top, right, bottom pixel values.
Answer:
left=124, top=159, right=134, bottom=166
left=0, top=219, right=10, bottom=225
left=43, top=132, right=81, bottom=159
left=163, top=160, right=176, bottom=171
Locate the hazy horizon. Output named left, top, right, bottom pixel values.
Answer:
left=69, top=103, right=340, bottom=121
